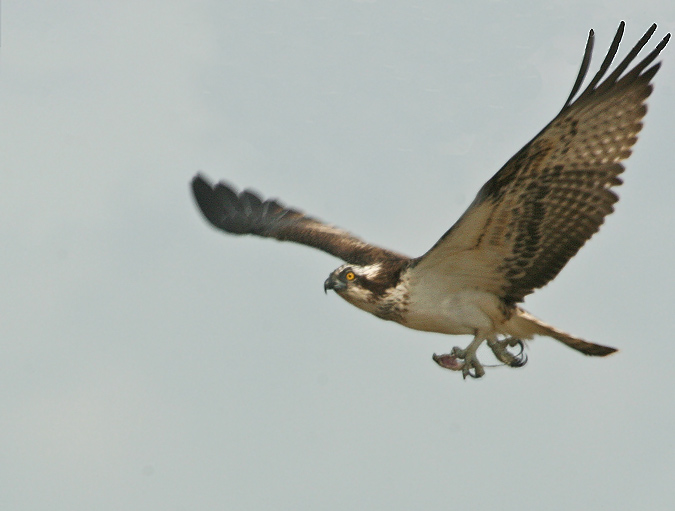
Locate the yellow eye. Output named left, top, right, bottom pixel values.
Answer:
left=345, top=271, right=356, bottom=281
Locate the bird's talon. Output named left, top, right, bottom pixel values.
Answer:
left=435, top=347, right=485, bottom=378
left=488, top=337, right=528, bottom=368
left=450, top=346, right=466, bottom=358
left=463, top=357, right=485, bottom=379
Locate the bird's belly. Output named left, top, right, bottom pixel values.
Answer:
left=401, top=289, right=504, bottom=336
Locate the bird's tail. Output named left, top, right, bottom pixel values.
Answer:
left=506, top=308, right=618, bottom=357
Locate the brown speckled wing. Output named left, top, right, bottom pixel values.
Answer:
left=411, top=23, right=669, bottom=304
left=192, top=175, right=407, bottom=266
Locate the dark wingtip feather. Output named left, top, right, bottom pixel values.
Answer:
left=191, top=173, right=222, bottom=228
left=191, top=174, right=252, bottom=234
left=563, top=28, right=596, bottom=108
left=191, top=174, right=307, bottom=237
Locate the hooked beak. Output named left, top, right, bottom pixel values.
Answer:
left=324, top=276, right=346, bottom=294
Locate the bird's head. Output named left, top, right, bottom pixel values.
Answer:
left=324, top=264, right=362, bottom=294
left=324, top=263, right=392, bottom=313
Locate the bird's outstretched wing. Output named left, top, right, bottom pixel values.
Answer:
left=409, top=23, right=669, bottom=305
left=192, top=175, right=407, bottom=266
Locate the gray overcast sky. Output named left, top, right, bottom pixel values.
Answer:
left=2, top=1, right=674, bottom=510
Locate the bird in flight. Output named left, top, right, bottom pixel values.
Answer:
left=192, top=23, right=669, bottom=378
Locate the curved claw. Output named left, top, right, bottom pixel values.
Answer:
left=464, top=364, right=485, bottom=379
left=510, top=340, right=528, bottom=368
left=488, top=338, right=528, bottom=368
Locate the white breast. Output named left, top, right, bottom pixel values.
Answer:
left=399, top=273, right=506, bottom=336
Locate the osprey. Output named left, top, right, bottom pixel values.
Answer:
left=192, top=23, right=669, bottom=378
